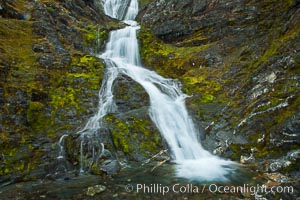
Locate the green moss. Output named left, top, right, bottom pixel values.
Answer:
left=108, top=117, right=131, bottom=153
left=83, top=25, right=107, bottom=43
left=130, top=117, right=161, bottom=154
left=90, top=162, right=104, bottom=175
left=139, top=27, right=213, bottom=78
left=0, top=132, right=10, bottom=141
left=0, top=144, right=34, bottom=176
left=28, top=101, right=45, bottom=110
left=47, top=54, right=104, bottom=124
left=49, top=87, right=80, bottom=123
left=273, top=96, right=299, bottom=125
left=200, top=94, right=214, bottom=103
left=229, top=144, right=242, bottom=160
left=242, top=18, right=300, bottom=82
left=138, top=0, right=152, bottom=8
left=0, top=19, right=37, bottom=67
left=50, top=88, right=66, bottom=110
left=27, top=101, right=50, bottom=132
left=82, top=25, right=109, bottom=53
left=106, top=115, right=162, bottom=157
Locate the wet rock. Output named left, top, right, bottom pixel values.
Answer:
left=240, top=154, right=255, bottom=164
left=86, top=185, right=106, bottom=197
left=252, top=71, right=277, bottom=84
left=264, top=173, right=289, bottom=183
left=114, top=76, right=149, bottom=113
left=213, top=146, right=226, bottom=156
left=100, top=160, right=121, bottom=175
left=64, top=127, right=116, bottom=173
left=268, top=160, right=292, bottom=172
left=44, top=158, right=74, bottom=180
left=287, top=149, right=300, bottom=161
left=262, top=149, right=300, bottom=178
left=73, top=40, right=84, bottom=50
left=132, top=153, right=147, bottom=162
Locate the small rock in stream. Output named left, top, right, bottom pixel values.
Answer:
left=86, top=185, right=106, bottom=197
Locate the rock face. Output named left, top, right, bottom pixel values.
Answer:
left=0, top=0, right=118, bottom=179
left=138, top=0, right=300, bottom=197
left=0, top=0, right=162, bottom=181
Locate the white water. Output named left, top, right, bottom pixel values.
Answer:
left=57, top=134, right=68, bottom=159
left=78, top=0, right=237, bottom=181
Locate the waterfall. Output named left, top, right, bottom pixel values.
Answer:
left=77, top=0, right=237, bottom=181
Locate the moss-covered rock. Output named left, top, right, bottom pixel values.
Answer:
left=0, top=0, right=115, bottom=178
left=106, top=111, right=163, bottom=159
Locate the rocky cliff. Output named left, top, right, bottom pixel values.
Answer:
left=0, top=0, right=163, bottom=181
left=0, top=0, right=299, bottom=199
left=138, top=0, right=300, bottom=197
left=0, top=0, right=115, bottom=180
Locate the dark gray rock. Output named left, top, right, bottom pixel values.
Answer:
left=100, top=160, right=121, bottom=174
left=270, top=113, right=300, bottom=147
left=192, top=0, right=208, bottom=14
left=38, top=54, right=55, bottom=68
left=32, top=43, right=51, bottom=53
left=142, top=0, right=259, bottom=42
left=114, top=76, right=149, bottom=113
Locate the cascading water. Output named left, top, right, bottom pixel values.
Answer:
left=77, top=0, right=237, bottom=181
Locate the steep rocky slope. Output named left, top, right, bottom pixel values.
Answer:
left=138, top=0, right=300, bottom=194
left=0, top=0, right=163, bottom=182
left=0, top=0, right=117, bottom=180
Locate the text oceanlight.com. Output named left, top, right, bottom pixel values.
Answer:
left=125, top=183, right=294, bottom=196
